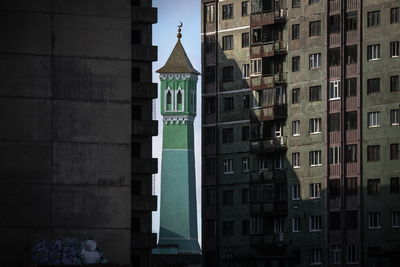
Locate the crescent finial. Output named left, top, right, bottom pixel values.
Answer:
left=177, top=22, right=183, bottom=39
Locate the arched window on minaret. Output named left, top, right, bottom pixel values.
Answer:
left=176, top=89, right=183, bottom=111
left=166, top=89, right=172, bottom=111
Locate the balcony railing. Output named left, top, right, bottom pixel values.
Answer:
left=274, top=41, right=287, bottom=54
left=250, top=136, right=287, bottom=153
left=250, top=233, right=286, bottom=248
left=329, top=0, right=341, bottom=13
left=250, top=169, right=286, bottom=184
left=250, top=75, right=274, bottom=90
left=274, top=72, right=287, bottom=83
left=250, top=105, right=287, bottom=122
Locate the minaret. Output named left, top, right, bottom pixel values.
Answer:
left=154, top=24, right=201, bottom=255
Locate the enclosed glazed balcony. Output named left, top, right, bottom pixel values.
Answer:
left=250, top=105, right=287, bottom=122
left=251, top=41, right=287, bottom=59
left=250, top=169, right=286, bottom=184
left=250, top=136, right=287, bottom=153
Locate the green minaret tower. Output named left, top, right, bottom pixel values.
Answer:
left=154, top=25, right=201, bottom=255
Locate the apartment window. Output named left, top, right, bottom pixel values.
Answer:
left=346, top=78, right=357, bottom=96
left=309, top=21, right=321, bottom=36
left=329, top=146, right=341, bottom=165
left=242, top=64, right=250, bottom=79
left=251, top=217, right=263, bottom=234
left=222, top=190, right=233, bottom=205
left=391, top=177, right=400, bottom=193
left=329, top=15, right=340, bottom=33
left=330, top=245, right=342, bottom=264
left=309, top=85, right=321, bottom=101
left=367, top=179, right=380, bottom=195
left=292, top=56, right=300, bottom=72
left=346, top=45, right=358, bottom=64
left=222, top=221, right=234, bottom=236
left=292, top=88, right=300, bottom=104
left=367, top=11, right=380, bottom=27
left=309, top=118, right=321, bottom=134
left=310, top=216, right=322, bottom=232
left=346, top=111, right=357, bottom=130
left=242, top=220, right=250, bottom=235
left=205, top=66, right=215, bottom=84
left=223, top=97, right=234, bottom=111
left=242, top=95, right=250, bottom=109
left=273, top=217, right=284, bottom=233
left=205, top=4, right=216, bottom=22
left=329, top=113, right=340, bottom=132
left=393, top=212, right=400, bottom=228
left=390, top=143, right=399, bottom=160
left=292, top=184, right=300, bottom=200
left=367, top=44, right=380, bottom=60
left=329, top=81, right=341, bottom=100
left=347, top=244, right=359, bottom=264
left=391, top=109, right=399, bottom=125
left=367, top=145, right=380, bottom=161
left=223, top=66, right=234, bottom=82
left=329, top=179, right=341, bottom=198
left=309, top=53, right=321, bottom=69
left=258, top=156, right=268, bottom=170
left=310, top=183, right=322, bottom=198
left=391, top=75, right=399, bottom=91
left=205, top=35, right=215, bottom=53
left=310, top=249, right=322, bottom=265
left=391, top=7, right=400, bottom=24
left=309, top=151, right=322, bottom=167
left=346, top=144, right=357, bottom=163
left=292, top=0, right=301, bottom=8
left=223, top=159, right=233, bottom=174
left=346, top=11, right=358, bottom=30
left=222, top=35, right=233, bottom=50
left=205, top=97, right=215, bottom=114
left=330, top=212, right=341, bottom=230
left=329, top=48, right=341, bottom=66
left=242, top=157, right=250, bottom=172
left=390, top=41, right=399, bottom=57
left=309, top=0, right=320, bottom=4
left=275, top=154, right=283, bottom=169
left=242, top=126, right=249, bottom=141
left=292, top=152, right=300, bottom=168
left=251, top=58, right=262, bottom=75
left=367, top=112, right=380, bottom=127
left=367, top=78, right=380, bottom=94
left=292, top=120, right=300, bottom=136
left=242, top=32, right=250, bottom=48
left=242, top=1, right=249, bottom=16
left=346, top=178, right=357, bottom=196
left=242, top=188, right=250, bottom=203
left=222, top=128, right=234, bottom=143
left=292, top=217, right=300, bottom=232
left=205, top=189, right=216, bottom=206
left=346, top=211, right=358, bottom=229
left=252, top=28, right=262, bottom=44
left=368, top=212, right=381, bottom=229
left=292, top=24, right=300, bottom=40
left=222, top=4, right=233, bottom=20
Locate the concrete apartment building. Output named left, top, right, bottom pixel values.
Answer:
left=0, top=0, right=157, bottom=266
left=201, top=0, right=400, bottom=266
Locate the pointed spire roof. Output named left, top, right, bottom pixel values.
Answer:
left=156, top=23, right=200, bottom=75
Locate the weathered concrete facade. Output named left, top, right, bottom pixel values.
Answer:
left=0, top=0, right=157, bottom=266
left=201, top=0, right=400, bottom=266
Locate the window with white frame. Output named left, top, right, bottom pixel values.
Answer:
left=329, top=146, right=341, bottom=165
left=367, top=44, right=380, bottom=60
left=292, top=152, right=300, bottom=168
left=309, top=118, right=321, bottom=133
left=292, top=217, right=300, bottom=232
left=242, top=157, right=249, bottom=172
left=329, top=80, right=341, bottom=100
left=309, top=215, right=322, bottom=231
left=251, top=216, right=263, bottom=234
left=223, top=159, right=234, bottom=174
left=347, top=244, right=359, bottom=264
left=367, top=112, right=380, bottom=127
left=310, top=151, right=322, bottom=166
left=165, top=88, right=173, bottom=111
left=292, top=120, right=300, bottom=136
left=368, top=212, right=381, bottom=229
left=310, top=249, right=322, bottom=265
left=390, top=41, right=399, bottom=57
left=392, top=211, right=400, bottom=228
left=309, top=53, right=321, bottom=69
left=176, top=89, right=184, bottom=111
left=310, top=183, right=321, bottom=198
left=330, top=245, right=342, bottom=264
left=242, top=64, right=250, bottom=79
left=292, top=184, right=300, bottom=200
left=251, top=58, right=262, bottom=75
left=258, top=156, right=268, bottom=171
left=391, top=109, right=399, bottom=125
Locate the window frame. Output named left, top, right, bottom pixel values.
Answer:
left=222, top=4, right=234, bottom=20
left=367, top=10, right=380, bottom=27
left=310, top=183, right=322, bottom=198
left=367, top=111, right=380, bottom=128
left=367, top=44, right=380, bottom=61
left=292, top=152, right=300, bottom=168
left=309, top=53, right=321, bottom=69
left=309, top=20, right=321, bottom=37
left=222, top=35, right=233, bottom=50
left=223, top=159, right=234, bottom=174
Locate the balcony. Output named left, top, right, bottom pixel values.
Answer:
left=330, top=164, right=341, bottom=177
left=346, top=63, right=358, bottom=77
left=250, top=105, right=287, bottom=122
left=347, top=0, right=359, bottom=11
left=274, top=41, right=287, bottom=54
left=274, top=72, right=287, bottom=84
left=132, top=45, right=158, bottom=62
left=132, top=157, right=158, bottom=174
left=250, top=169, right=286, bottom=184
left=251, top=41, right=287, bottom=59
left=132, top=82, right=157, bottom=99
left=329, top=32, right=341, bottom=47
left=329, top=0, right=341, bottom=14
left=250, top=136, right=287, bottom=153
left=250, top=75, right=274, bottom=90
left=131, top=6, right=157, bottom=24
left=132, top=195, right=157, bottom=212
left=274, top=9, right=287, bottom=22
left=250, top=233, right=286, bottom=248
left=250, top=11, right=274, bottom=28
left=132, top=120, right=158, bottom=136
left=346, top=30, right=358, bottom=44
left=346, top=96, right=357, bottom=110
left=131, top=232, right=157, bottom=249
left=329, top=65, right=341, bottom=79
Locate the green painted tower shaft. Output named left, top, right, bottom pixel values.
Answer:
left=155, top=29, right=200, bottom=254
